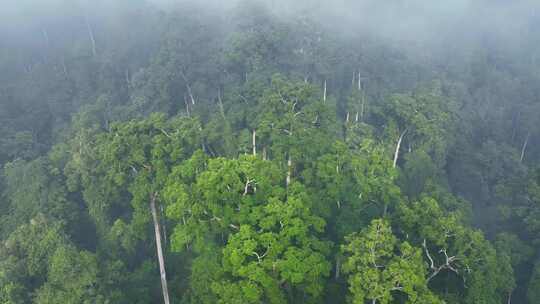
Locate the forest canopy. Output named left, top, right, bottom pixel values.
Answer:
left=1, top=0, right=539, bottom=303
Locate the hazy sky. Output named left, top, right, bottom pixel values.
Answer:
left=1, top=0, right=538, bottom=59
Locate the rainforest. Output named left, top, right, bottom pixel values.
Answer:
left=1, top=1, right=540, bottom=303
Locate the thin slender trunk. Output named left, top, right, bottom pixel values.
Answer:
left=84, top=15, right=97, bottom=57
left=355, top=112, right=359, bottom=123
left=286, top=154, right=292, bottom=187
left=180, top=71, right=195, bottom=104
left=125, top=68, right=131, bottom=87
left=252, top=130, right=257, bottom=156
left=520, top=131, right=530, bottom=162
left=323, top=80, right=327, bottom=102
left=358, top=71, right=362, bottom=91
left=263, top=147, right=267, bottom=160
left=393, top=129, right=408, bottom=168
left=187, top=87, right=195, bottom=105
left=150, top=193, right=170, bottom=304
left=507, top=290, right=512, bottom=304
left=217, top=88, right=226, bottom=119
left=61, top=57, right=68, bottom=78
left=346, top=112, right=350, bottom=123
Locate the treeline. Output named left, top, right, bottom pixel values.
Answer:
left=1, top=1, right=539, bottom=303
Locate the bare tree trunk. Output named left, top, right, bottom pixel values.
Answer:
left=217, top=88, right=226, bottom=119
left=180, top=71, right=195, bottom=104
left=507, top=290, right=512, bottom=304
left=84, top=15, right=97, bottom=57
left=355, top=112, right=359, bottom=123
left=358, top=71, right=362, bottom=91
left=520, top=131, right=530, bottom=162
left=323, top=80, right=327, bottom=102
left=187, top=86, right=195, bottom=105
left=125, top=68, right=131, bottom=87
left=286, top=154, right=292, bottom=187
left=262, top=147, right=267, bottom=160
left=346, top=112, right=350, bottom=123
left=252, top=130, right=257, bottom=156
left=393, top=129, right=408, bottom=168
left=150, top=193, right=170, bottom=304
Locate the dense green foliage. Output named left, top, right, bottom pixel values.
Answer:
left=1, top=1, right=539, bottom=303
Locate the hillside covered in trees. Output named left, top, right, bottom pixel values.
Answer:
left=1, top=0, right=540, bottom=303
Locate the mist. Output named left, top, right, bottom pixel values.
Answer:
left=1, top=1, right=540, bottom=303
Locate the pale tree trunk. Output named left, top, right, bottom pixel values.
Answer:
left=393, top=129, right=408, bottom=168
left=150, top=192, right=170, bottom=304
left=286, top=154, right=292, bottom=187
left=217, top=88, right=226, bottom=119
left=180, top=71, right=195, bottom=104
left=520, top=131, right=530, bottom=162
left=252, top=130, right=257, bottom=156
left=262, top=147, right=267, bottom=160
left=507, top=290, right=512, bottom=304
left=84, top=15, right=97, bottom=57
left=346, top=112, right=350, bottom=123
left=61, top=57, right=68, bottom=78
left=323, top=80, right=327, bottom=102
left=187, top=85, right=195, bottom=105
left=125, top=68, right=131, bottom=87
left=358, top=71, right=362, bottom=91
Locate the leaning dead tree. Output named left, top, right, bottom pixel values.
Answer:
left=520, top=131, right=530, bottom=163
left=150, top=192, right=170, bottom=304
left=180, top=70, right=196, bottom=105
left=393, top=129, right=408, bottom=168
